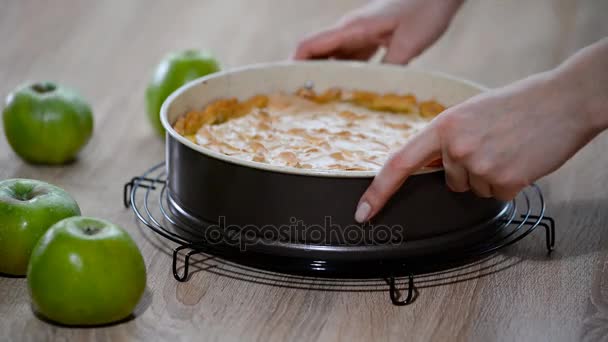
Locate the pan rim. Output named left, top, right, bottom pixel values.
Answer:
left=160, top=60, right=487, bottom=179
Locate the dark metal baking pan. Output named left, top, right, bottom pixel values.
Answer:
left=160, top=61, right=508, bottom=259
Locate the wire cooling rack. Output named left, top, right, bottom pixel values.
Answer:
left=124, top=162, right=555, bottom=305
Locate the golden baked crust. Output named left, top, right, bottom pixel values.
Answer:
left=173, top=95, right=269, bottom=136
left=173, top=87, right=446, bottom=171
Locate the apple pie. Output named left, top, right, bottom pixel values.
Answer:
left=173, top=87, right=446, bottom=171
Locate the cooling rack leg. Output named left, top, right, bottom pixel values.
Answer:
left=172, top=246, right=203, bottom=282
left=539, top=216, right=555, bottom=253
left=122, top=177, right=165, bottom=208
left=387, top=273, right=416, bottom=306
left=123, top=180, right=134, bottom=208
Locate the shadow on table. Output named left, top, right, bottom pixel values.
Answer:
left=31, top=286, right=153, bottom=329
left=0, top=272, right=25, bottom=278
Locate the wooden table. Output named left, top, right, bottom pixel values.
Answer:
left=1, top=1, right=608, bottom=341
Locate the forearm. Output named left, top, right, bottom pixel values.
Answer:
left=550, top=38, right=608, bottom=132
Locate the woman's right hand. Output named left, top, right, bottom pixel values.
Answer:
left=293, top=0, right=464, bottom=64
left=354, top=38, right=608, bottom=223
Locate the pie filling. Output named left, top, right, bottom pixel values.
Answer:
left=173, top=87, right=446, bottom=171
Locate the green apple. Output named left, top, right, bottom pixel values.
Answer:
left=2, top=82, right=93, bottom=164
left=27, top=216, right=146, bottom=326
left=146, top=49, right=220, bottom=136
left=0, top=179, right=80, bottom=276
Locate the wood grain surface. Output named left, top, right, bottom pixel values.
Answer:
left=1, top=1, right=608, bottom=341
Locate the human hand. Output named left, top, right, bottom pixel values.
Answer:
left=354, top=38, right=608, bottom=223
left=293, top=0, right=463, bottom=64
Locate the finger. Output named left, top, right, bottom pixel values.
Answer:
left=491, top=185, right=521, bottom=201
left=468, top=174, right=492, bottom=198
left=333, top=45, right=379, bottom=61
left=333, top=31, right=392, bottom=60
left=383, top=25, right=426, bottom=64
left=442, top=151, right=469, bottom=192
left=293, top=18, right=395, bottom=60
left=355, top=127, right=441, bottom=223
left=292, top=27, right=346, bottom=60
left=426, top=158, right=443, bottom=168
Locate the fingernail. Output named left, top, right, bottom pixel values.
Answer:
left=355, top=201, right=371, bottom=223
